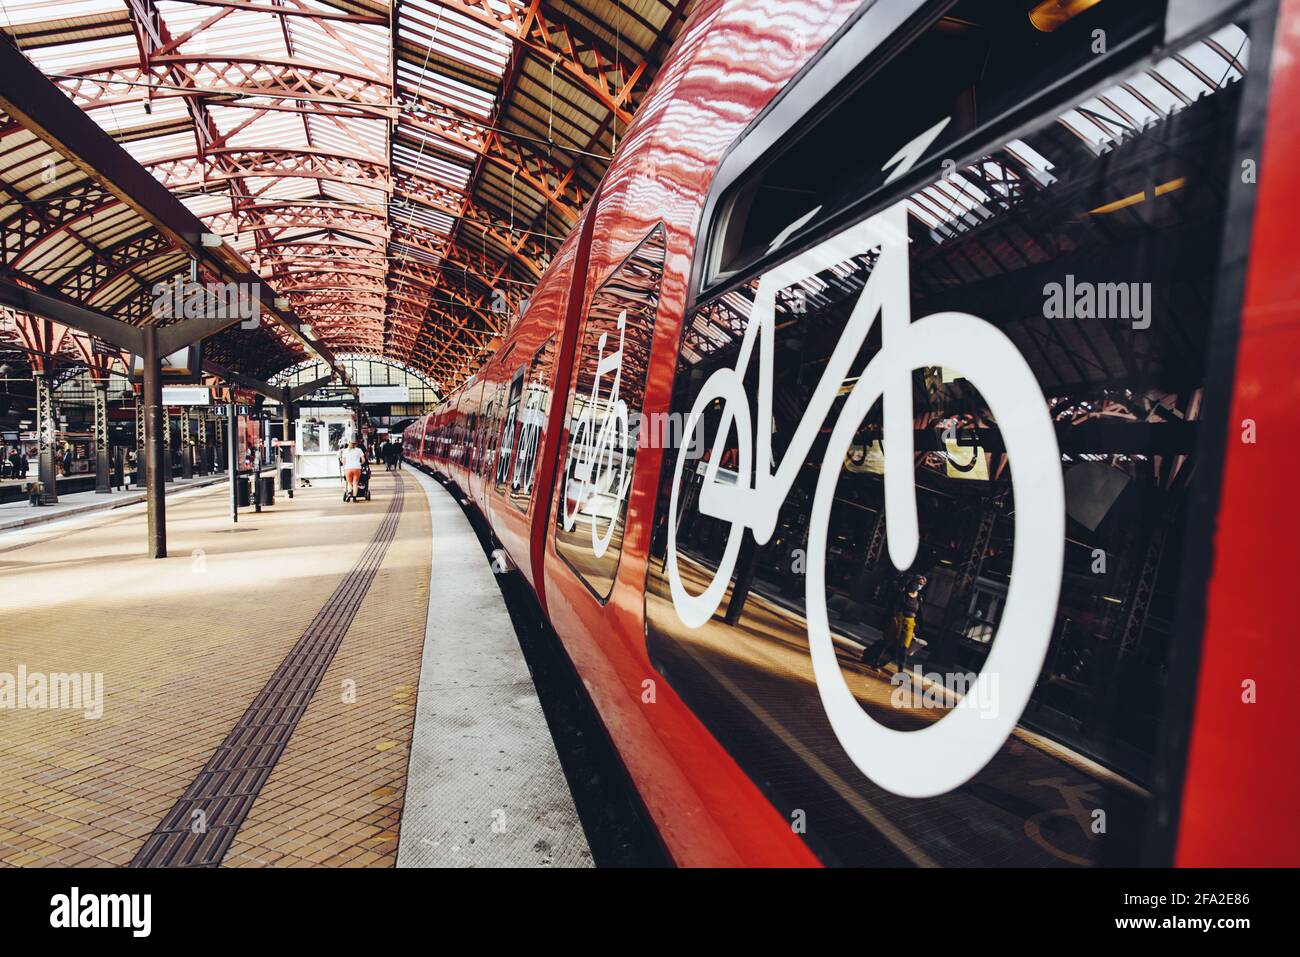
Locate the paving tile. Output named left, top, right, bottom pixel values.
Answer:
left=0, top=473, right=430, bottom=868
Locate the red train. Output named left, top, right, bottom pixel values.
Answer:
left=405, top=0, right=1299, bottom=867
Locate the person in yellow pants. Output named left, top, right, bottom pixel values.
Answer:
left=866, top=576, right=925, bottom=672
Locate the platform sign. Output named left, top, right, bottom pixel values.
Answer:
left=162, top=385, right=211, bottom=406
left=91, top=337, right=119, bottom=357
left=211, top=404, right=254, bottom=417
left=128, top=342, right=203, bottom=383
left=358, top=385, right=409, bottom=403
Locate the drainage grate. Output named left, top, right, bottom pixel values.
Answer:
left=130, top=478, right=406, bottom=867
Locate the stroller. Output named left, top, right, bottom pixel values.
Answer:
left=344, top=461, right=372, bottom=502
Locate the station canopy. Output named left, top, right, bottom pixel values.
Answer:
left=0, top=1, right=691, bottom=389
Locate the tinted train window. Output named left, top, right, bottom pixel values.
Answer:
left=506, top=336, right=557, bottom=512
left=706, top=0, right=1167, bottom=290
left=554, top=225, right=666, bottom=599
left=645, top=9, right=1253, bottom=866
left=496, top=367, right=526, bottom=488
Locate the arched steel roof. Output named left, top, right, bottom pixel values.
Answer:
left=0, top=0, right=692, bottom=389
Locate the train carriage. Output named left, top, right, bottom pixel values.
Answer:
left=406, top=0, right=1298, bottom=867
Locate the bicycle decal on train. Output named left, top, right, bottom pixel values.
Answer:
left=665, top=196, right=1065, bottom=798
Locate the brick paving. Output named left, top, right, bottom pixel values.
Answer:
left=0, top=470, right=430, bottom=867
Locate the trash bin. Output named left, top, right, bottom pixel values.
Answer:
left=278, top=465, right=294, bottom=491
left=236, top=476, right=252, bottom=507
left=258, top=475, right=276, bottom=506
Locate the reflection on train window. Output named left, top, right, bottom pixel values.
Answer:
left=555, top=225, right=666, bottom=599
left=496, top=367, right=526, bottom=488
left=706, top=0, right=1168, bottom=290
left=505, top=337, right=557, bottom=512
left=482, top=386, right=502, bottom=477
left=646, top=11, right=1252, bottom=866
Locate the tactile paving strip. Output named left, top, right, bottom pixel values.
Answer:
left=129, top=480, right=406, bottom=867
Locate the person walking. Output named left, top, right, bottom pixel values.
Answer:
left=865, top=574, right=926, bottom=672
left=340, top=440, right=367, bottom=501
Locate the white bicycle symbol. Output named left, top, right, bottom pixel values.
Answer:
left=561, top=307, right=634, bottom=558
left=666, top=200, right=1065, bottom=798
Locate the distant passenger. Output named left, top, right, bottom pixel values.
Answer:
left=865, top=574, right=926, bottom=672
left=340, top=440, right=367, bottom=502
left=384, top=440, right=400, bottom=471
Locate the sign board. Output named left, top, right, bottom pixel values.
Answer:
left=358, top=385, right=409, bottom=403
left=211, top=404, right=254, bottom=417
left=162, top=385, right=211, bottom=406
left=129, top=343, right=203, bottom=383
left=91, top=338, right=118, bottom=357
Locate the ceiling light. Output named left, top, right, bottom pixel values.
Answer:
left=200, top=232, right=223, bottom=247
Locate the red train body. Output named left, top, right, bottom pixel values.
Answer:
left=406, top=0, right=1300, bottom=867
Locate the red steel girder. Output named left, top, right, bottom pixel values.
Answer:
left=433, top=0, right=649, bottom=127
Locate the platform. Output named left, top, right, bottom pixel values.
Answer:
left=396, top=470, right=591, bottom=868
left=0, top=473, right=230, bottom=533
left=0, top=468, right=587, bottom=867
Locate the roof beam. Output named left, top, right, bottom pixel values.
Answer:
left=0, top=279, right=143, bottom=354
left=0, top=36, right=344, bottom=379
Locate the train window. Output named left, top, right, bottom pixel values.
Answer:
left=480, top=386, right=499, bottom=477
left=703, top=0, right=1169, bottom=293
left=506, top=336, right=557, bottom=512
left=554, top=225, right=666, bottom=599
left=496, top=366, right=526, bottom=488
left=646, top=6, right=1255, bottom=866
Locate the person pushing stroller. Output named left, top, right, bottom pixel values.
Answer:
left=339, top=440, right=369, bottom=502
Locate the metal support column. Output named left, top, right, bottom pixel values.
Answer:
left=93, top=382, right=110, bottom=494
left=134, top=386, right=146, bottom=488
left=938, top=497, right=999, bottom=663
left=227, top=387, right=239, bottom=523
left=163, top=405, right=174, bottom=483
left=282, top=387, right=294, bottom=499
left=34, top=370, right=57, bottom=504
left=180, top=406, right=193, bottom=479
left=142, top=326, right=167, bottom=558
left=196, top=413, right=208, bottom=476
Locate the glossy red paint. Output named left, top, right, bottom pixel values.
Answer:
left=406, top=0, right=1295, bottom=868
left=1174, top=0, right=1300, bottom=868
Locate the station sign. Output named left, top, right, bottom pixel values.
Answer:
left=358, top=385, right=409, bottom=403
left=162, top=386, right=211, bottom=406
left=211, top=404, right=254, bottom=417
left=128, top=343, right=203, bottom=384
